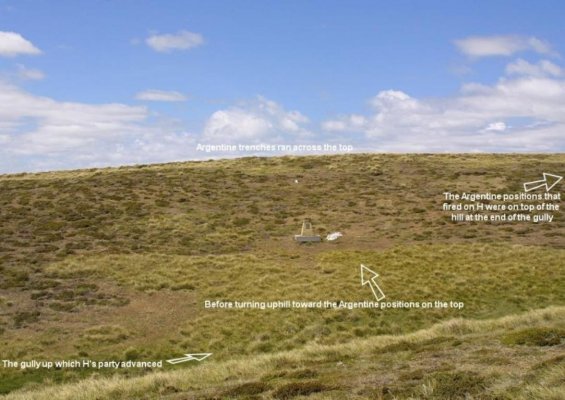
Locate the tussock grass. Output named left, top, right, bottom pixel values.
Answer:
left=2, top=244, right=564, bottom=392
left=32, top=243, right=564, bottom=362
left=1, top=154, right=564, bottom=396
left=502, top=327, right=565, bottom=346
left=2, top=306, right=564, bottom=399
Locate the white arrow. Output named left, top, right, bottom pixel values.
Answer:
left=166, top=353, right=212, bottom=365
left=523, top=173, right=562, bottom=193
left=360, top=264, right=385, bottom=301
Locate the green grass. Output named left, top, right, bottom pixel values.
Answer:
left=32, top=243, right=564, bottom=361
left=502, top=327, right=565, bottom=346
left=2, top=306, right=564, bottom=399
left=0, top=153, right=564, bottom=397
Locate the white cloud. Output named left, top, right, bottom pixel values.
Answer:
left=322, top=114, right=367, bottom=132
left=454, top=35, right=554, bottom=58
left=16, top=64, right=45, bottom=80
left=203, top=96, right=310, bottom=142
left=321, top=68, right=565, bottom=152
left=135, top=89, right=187, bottom=102
left=0, top=82, right=148, bottom=154
left=0, top=31, right=41, bottom=57
left=205, top=109, right=271, bottom=140
left=484, top=121, right=507, bottom=132
left=506, top=59, right=562, bottom=77
left=370, top=90, right=423, bottom=112
left=0, top=81, right=201, bottom=172
left=146, top=30, right=204, bottom=53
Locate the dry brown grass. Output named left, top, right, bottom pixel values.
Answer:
left=1, top=154, right=564, bottom=396
left=2, top=306, right=564, bottom=400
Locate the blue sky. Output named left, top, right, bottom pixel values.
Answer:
left=1, top=0, right=564, bottom=172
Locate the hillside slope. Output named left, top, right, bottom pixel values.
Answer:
left=3, top=307, right=565, bottom=400
left=0, top=154, right=564, bottom=397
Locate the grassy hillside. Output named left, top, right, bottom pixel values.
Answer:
left=0, top=154, right=564, bottom=398
left=3, top=307, right=565, bottom=400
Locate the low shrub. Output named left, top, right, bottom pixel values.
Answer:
left=272, top=381, right=329, bottom=399
left=502, top=327, right=565, bottom=347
